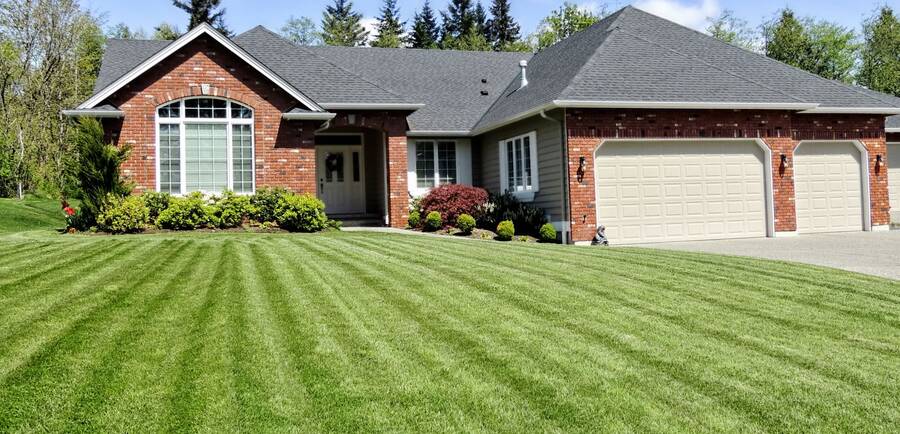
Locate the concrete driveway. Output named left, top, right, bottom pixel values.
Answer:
left=638, top=231, right=900, bottom=280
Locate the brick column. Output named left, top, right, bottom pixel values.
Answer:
left=566, top=135, right=599, bottom=242
left=385, top=130, right=409, bottom=228
left=864, top=137, right=890, bottom=226
left=763, top=137, right=797, bottom=233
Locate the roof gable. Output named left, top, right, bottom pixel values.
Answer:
left=79, top=23, right=324, bottom=112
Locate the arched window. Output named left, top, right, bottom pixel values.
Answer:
left=156, top=98, right=254, bottom=195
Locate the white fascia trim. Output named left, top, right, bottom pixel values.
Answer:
left=554, top=100, right=819, bottom=111
left=470, top=102, right=558, bottom=136
left=61, top=109, right=124, bottom=118
left=798, top=107, right=900, bottom=114
left=885, top=128, right=900, bottom=133
left=282, top=112, right=336, bottom=121
left=407, top=130, right=471, bottom=137
left=319, top=103, right=426, bottom=110
left=78, top=23, right=324, bottom=112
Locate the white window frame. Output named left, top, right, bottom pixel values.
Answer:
left=413, top=139, right=458, bottom=190
left=499, top=131, right=539, bottom=201
left=155, top=97, right=255, bottom=195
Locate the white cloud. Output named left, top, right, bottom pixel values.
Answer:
left=578, top=1, right=603, bottom=15
left=361, top=17, right=378, bottom=43
left=632, top=0, right=720, bottom=31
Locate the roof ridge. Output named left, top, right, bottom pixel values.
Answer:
left=609, top=28, right=807, bottom=103
left=246, top=26, right=413, bottom=103
left=626, top=7, right=892, bottom=108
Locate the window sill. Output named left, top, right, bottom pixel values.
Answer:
left=511, top=190, right=537, bottom=202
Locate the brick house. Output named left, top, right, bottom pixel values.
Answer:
left=66, top=6, right=900, bottom=244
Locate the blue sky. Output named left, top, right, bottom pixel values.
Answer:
left=81, top=0, right=895, bottom=38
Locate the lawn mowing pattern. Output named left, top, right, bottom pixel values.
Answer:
left=0, top=231, right=898, bottom=432
left=0, top=198, right=64, bottom=233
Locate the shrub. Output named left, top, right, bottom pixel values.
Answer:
left=275, top=193, right=328, bottom=232
left=250, top=186, right=289, bottom=223
left=539, top=223, right=557, bottom=242
left=68, top=118, right=133, bottom=226
left=141, top=191, right=171, bottom=220
left=496, top=220, right=515, bottom=241
left=156, top=192, right=211, bottom=230
left=424, top=211, right=442, bottom=231
left=456, top=213, right=475, bottom=234
left=96, top=194, right=149, bottom=234
left=210, top=191, right=251, bottom=228
left=407, top=210, right=421, bottom=228
left=478, top=192, right=547, bottom=237
left=419, top=184, right=489, bottom=226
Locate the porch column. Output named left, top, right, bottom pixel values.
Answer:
left=763, top=136, right=798, bottom=234
left=385, top=127, right=409, bottom=228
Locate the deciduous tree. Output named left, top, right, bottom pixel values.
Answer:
left=280, top=16, right=322, bottom=46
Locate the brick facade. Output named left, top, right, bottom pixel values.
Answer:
left=565, top=109, right=888, bottom=242
left=100, top=36, right=410, bottom=227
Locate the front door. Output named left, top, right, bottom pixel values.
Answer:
left=316, top=145, right=365, bottom=214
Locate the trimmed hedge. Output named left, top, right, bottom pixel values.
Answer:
left=539, top=223, right=557, bottom=242
left=407, top=210, right=421, bottom=228
left=275, top=193, right=328, bottom=232
left=156, top=192, right=211, bottom=230
left=96, top=194, right=149, bottom=234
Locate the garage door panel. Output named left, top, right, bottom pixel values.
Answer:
left=794, top=142, right=863, bottom=233
left=596, top=140, right=767, bottom=244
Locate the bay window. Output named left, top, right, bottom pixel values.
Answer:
left=156, top=98, right=254, bottom=195
left=499, top=131, right=539, bottom=200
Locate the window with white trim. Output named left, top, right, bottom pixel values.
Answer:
left=156, top=98, right=254, bottom=195
left=499, top=131, right=538, bottom=198
left=415, top=140, right=457, bottom=189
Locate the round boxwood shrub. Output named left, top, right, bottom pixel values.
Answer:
left=539, top=223, right=557, bottom=242
left=210, top=191, right=251, bottom=228
left=141, top=191, right=171, bottom=220
left=275, top=193, right=328, bottom=232
left=249, top=186, right=289, bottom=223
left=496, top=220, right=515, bottom=241
left=407, top=210, right=421, bottom=228
left=424, top=211, right=442, bottom=231
left=96, top=194, right=149, bottom=234
left=156, top=192, right=211, bottom=230
left=419, top=184, right=489, bottom=227
left=456, top=213, right=475, bottom=234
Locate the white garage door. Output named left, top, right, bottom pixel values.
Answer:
left=595, top=140, right=768, bottom=244
left=794, top=142, right=864, bottom=233
left=889, top=143, right=900, bottom=224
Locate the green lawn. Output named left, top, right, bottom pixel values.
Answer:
left=0, top=200, right=899, bottom=432
left=0, top=197, right=64, bottom=233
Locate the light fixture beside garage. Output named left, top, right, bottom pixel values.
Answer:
left=876, top=154, right=883, bottom=174
left=780, top=153, right=790, bottom=173
left=577, top=156, right=586, bottom=182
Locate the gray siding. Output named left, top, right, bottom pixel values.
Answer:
left=475, top=109, right=566, bottom=223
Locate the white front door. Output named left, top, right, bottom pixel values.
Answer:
left=316, top=145, right=365, bottom=214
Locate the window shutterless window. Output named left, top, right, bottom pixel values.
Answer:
left=499, top=131, right=538, bottom=199
left=155, top=98, right=254, bottom=195
left=414, top=140, right=457, bottom=189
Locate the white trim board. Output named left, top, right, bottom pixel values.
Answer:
left=61, top=109, right=124, bottom=118
left=79, top=23, right=323, bottom=113
left=319, top=103, right=425, bottom=110
left=887, top=128, right=900, bottom=133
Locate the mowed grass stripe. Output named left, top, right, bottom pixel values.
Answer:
left=0, top=240, right=192, bottom=432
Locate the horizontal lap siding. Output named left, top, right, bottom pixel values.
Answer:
left=476, top=111, right=565, bottom=223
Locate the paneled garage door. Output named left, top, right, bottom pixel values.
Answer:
left=889, top=143, right=900, bottom=224
left=794, top=142, right=864, bottom=233
left=595, top=140, right=768, bottom=244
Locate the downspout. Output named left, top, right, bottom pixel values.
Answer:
left=540, top=108, right=570, bottom=245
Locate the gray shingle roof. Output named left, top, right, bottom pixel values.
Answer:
left=888, top=116, right=900, bottom=130
left=475, top=6, right=900, bottom=131
left=94, top=39, right=170, bottom=92
left=305, top=45, right=528, bottom=131
left=89, top=6, right=900, bottom=134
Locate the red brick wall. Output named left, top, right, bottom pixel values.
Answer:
left=101, top=35, right=410, bottom=225
left=565, top=109, right=888, bottom=242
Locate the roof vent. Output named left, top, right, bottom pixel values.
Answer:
left=518, top=60, right=528, bottom=89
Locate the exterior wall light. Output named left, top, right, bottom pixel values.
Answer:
left=876, top=154, right=883, bottom=174
left=577, top=156, right=586, bottom=182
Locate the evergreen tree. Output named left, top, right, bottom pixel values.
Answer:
left=172, top=0, right=231, bottom=36
left=472, top=2, right=489, bottom=40
left=441, top=0, right=474, bottom=46
left=858, top=7, right=900, bottom=96
left=153, top=22, right=181, bottom=41
left=371, top=0, right=404, bottom=48
left=487, top=0, right=520, bottom=50
left=321, top=0, right=369, bottom=47
left=409, top=0, right=440, bottom=48
left=763, top=9, right=810, bottom=70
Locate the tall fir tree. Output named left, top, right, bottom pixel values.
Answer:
left=409, top=0, right=440, bottom=49
left=472, top=2, right=489, bottom=40
left=172, top=0, right=231, bottom=36
left=371, top=0, right=405, bottom=48
left=857, top=7, right=900, bottom=96
left=487, top=0, right=520, bottom=50
left=321, top=0, right=369, bottom=46
left=763, top=9, right=810, bottom=70
left=441, top=0, right=474, bottom=46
